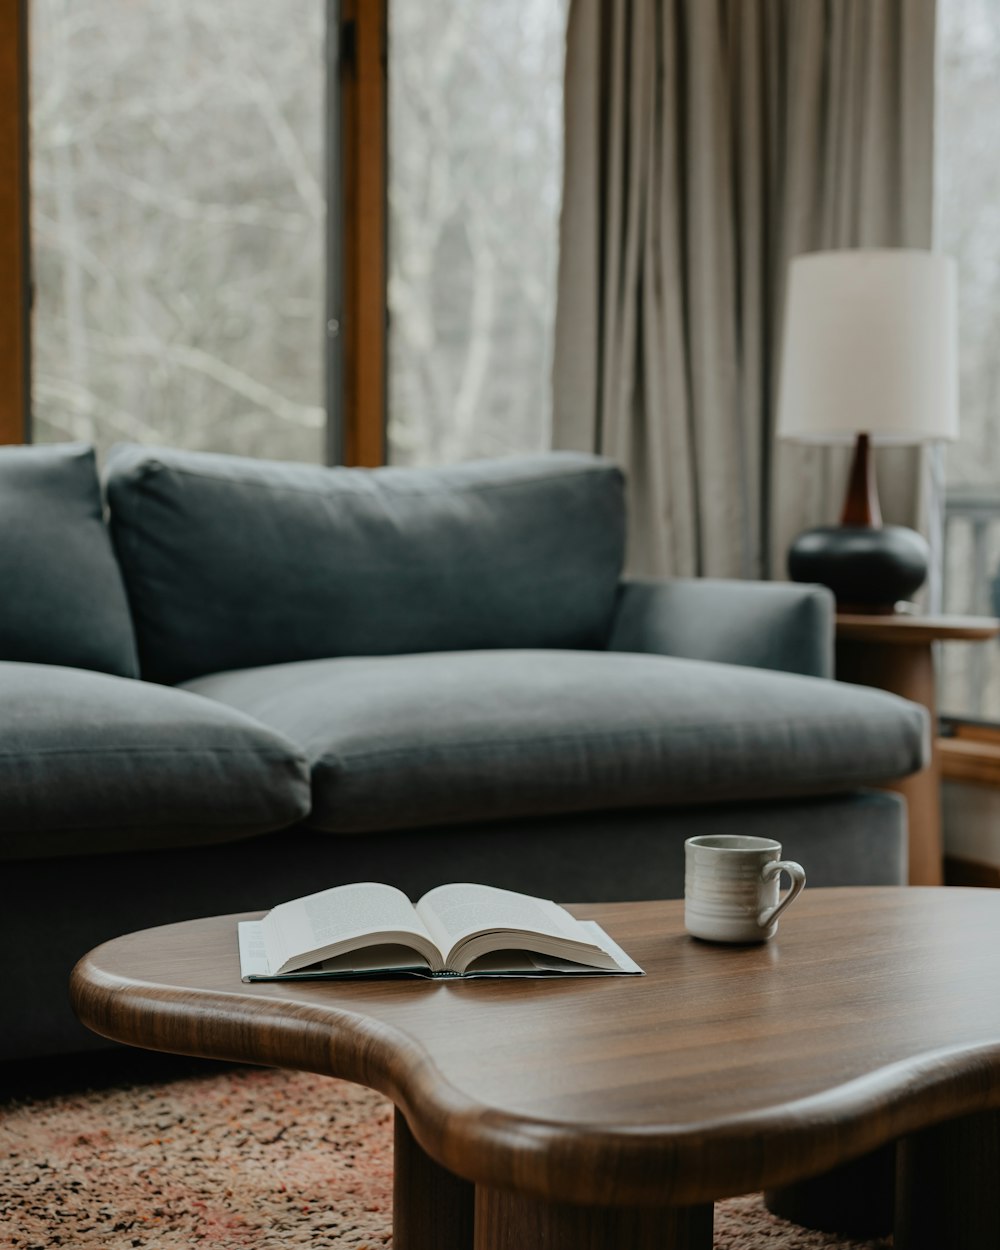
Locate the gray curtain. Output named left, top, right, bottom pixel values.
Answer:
left=553, top=0, right=937, bottom=579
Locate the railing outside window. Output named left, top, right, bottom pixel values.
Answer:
left=942, top=488, right=1000, bottom=719
left=937, top=0, right=1000, bottom=723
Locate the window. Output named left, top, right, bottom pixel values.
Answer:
left=30, top=1, right=326, bottom=462
left=938, top=0, right=1000, bottom=720
left=26, top=3, right=565, bottom=469
left=386, top=0, right=567, bottom=466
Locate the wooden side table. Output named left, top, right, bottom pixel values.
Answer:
left=835, top=613, right=1000, bottom=886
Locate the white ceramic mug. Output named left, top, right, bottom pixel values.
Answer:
left=684, top=835, right=806, bottom=943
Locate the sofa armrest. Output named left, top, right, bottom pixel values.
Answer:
left=607, top=578, right=835, bottom=678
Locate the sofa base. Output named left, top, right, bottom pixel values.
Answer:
left=3, top=791, right=905, bottom=1062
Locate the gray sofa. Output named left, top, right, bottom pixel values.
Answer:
left=0, top=443, right=927, bottom=1060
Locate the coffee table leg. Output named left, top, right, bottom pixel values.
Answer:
left=394, top=1109, right=475, bottom=1250
left=895, top=1110, right=1000, bottom=1250
left=764, top=1143, right=895, bottom=1237
left=474, top=1186, right=713, bottom=1250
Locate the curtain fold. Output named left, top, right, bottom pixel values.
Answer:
left=553, top=0, right=937, bottom=579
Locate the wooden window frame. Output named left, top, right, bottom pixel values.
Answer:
left=0, top=0, right=29, bottom=445
left=2, top=0, right=387, bottom=465
left=334, top=0, right=387, bottom=466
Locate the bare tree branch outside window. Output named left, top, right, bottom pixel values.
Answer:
left=30, top=0, right=325, bottom=464
left=31, top=1, right=567, bottom=472
left=387, top=1, right=568, bottom=466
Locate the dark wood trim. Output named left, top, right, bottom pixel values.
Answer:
left=338, top=0, right=387, bottom=467
left=944, top=856, right=1000, bottom=889
left=324, top=0, right=344, bottom=465
left=840, top=433, right=881, bottom=527
left=0, top=0, right=29, bottom=444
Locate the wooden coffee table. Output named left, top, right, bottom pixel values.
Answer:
left=71, top=888, right=1000, bottom=1250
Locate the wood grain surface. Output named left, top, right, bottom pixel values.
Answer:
left=71, top=889, right=1000, bottom=1208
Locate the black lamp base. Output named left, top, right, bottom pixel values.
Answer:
left=788, top=524, right=930, bottom=613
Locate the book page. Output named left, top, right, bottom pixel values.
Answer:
left=460, top=922, right=644, bottom=977
left=415, top=882, right=584, bottom=963
left=262, top=882, right=440, bottom=974
left=314, top=944, right=435, bottom=973
left=238, top=917, right=643, bottom=981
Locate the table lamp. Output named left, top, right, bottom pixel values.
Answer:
left=776, top=249, right=958, bottom=613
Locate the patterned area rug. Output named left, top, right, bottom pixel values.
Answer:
left=0, top=1065, right=892, bottom=1249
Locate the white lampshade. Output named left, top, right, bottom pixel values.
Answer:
left=776, top=249, right=958, bottom=444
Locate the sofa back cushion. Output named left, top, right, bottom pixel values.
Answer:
left=105, top=447, right=626, bottom=684
left=0, top=443, right=138, bottom=677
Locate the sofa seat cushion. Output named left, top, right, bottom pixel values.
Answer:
left=0, top=663, right=311, bottom=860
left=183, top=650, right=928, bottom=834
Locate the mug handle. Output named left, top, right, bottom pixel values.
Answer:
left=758, top=860, right=806, bottom=929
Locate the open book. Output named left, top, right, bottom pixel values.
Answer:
left=237, top=882, right=643, bottom=981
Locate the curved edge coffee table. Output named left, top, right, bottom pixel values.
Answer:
left=71, top=889, right=1000, bottom=1250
